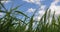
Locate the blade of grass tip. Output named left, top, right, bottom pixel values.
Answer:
left=0, top=10, right=6, bottom=13
left=9, top=2, right=14, bottom=12
left=10, top=15, right=27, bottom=25
left=15, top=11, right=29, bottom=18
left=36, top=16, right=44, bottom=32
left=24, top=17, right=27, bottom=22
left=0, top=3, right=7, bottom=11
left=14, top=17, right=27, bottom=25
left=41, top=8, right=49, bottom=32
left=28, top=13, right=34, bottom=32
left=12, top=3, right=25, bottom=11
left=51, top=11, right=56, bottom=25
left=39, top=16, right=44, bottom=25
left=46, top=9, right=51, bottom=29
left=23, top=17, right=27, bottom=25
left=12, top=5, right=20, bottom=10
left=47, top=10, right=51, bottom=29
left=36, top=8, right=48, bottom=32
left=47, top=9, right=51, bottom=22
left=43, top=8, right=48, bottom=25
left=28, top=9, right=37, bottom=32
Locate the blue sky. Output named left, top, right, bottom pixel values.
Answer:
left=1, top=0, right=60, bottom=21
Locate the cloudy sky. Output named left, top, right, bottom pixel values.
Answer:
left=1, top=0, right=60, bottom=20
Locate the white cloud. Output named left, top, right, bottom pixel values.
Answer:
left=36, top=5, right=46, bottom=16
left=38, top=10, right=45, bottom=15
left=26, top=0, right=60, bottom=21
left=33, top=0, right=60, bottom=21
left=34, top=10, right=45, bottom=21
left=34, top=5, right=46, bottom=21
left=23, top=0, right=41, bottom=5
left=34, top=16, right=41, bottom=21
left=1, top=0, right=11, bottom=3
left=0, top=13, right=5, bottom=18
left=40, top=5, right=46, bottom=10
left=23, top=0, right=34, bottom=3
left=49, top=0, right=60, bottom=15
left=27, top=8, right=36, bottom=13
left=55, top=0, right=60, bottom=2
left=0, top=13, right=3, bottom=16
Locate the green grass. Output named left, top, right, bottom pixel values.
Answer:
left=0, top=2, right=60, bottom=32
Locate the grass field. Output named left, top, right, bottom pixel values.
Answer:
left=0, top=1, right=60, bottom=32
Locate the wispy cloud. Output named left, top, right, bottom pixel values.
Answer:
left=34, top=5, right=46, bottom=21
left=1, top=0, right=11, bottom=3
left=27, top=8, right=36, bottom=13
left=23, top=0, right=41, bottom=5
left=0, top=13, right=5, bottom=18
left=34, top=0, right=60, bottom=21
left=23, top=0, right=60, bottom=21
left=40, top=5, right=46, bottom=10
left=49, top=0, right=60, bottom=15
left=33, top=16, right=41, bottom=21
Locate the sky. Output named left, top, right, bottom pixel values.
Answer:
left=0, top=0, right=60, bottom=21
